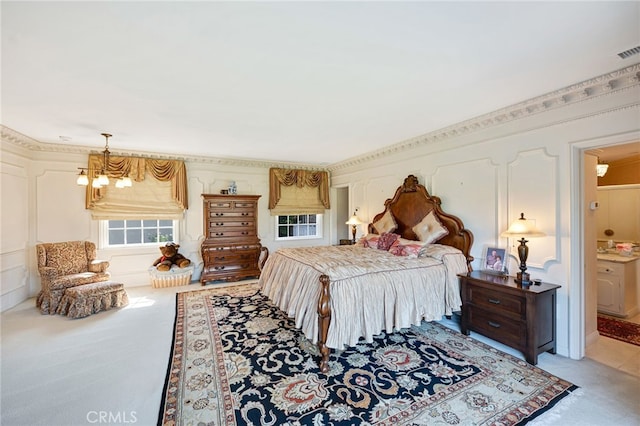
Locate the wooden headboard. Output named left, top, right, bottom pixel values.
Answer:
left=368, top=175, right=474, bottom=270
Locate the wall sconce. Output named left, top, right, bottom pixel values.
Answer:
left=500, top=212, right=546, bottom=285
left=596, top=159, right=609, bottom=177
left=345, top=211, right=363, bottom=244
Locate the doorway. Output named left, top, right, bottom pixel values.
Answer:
left=335, top=186, right=350, bottom=242
left=579, top=140, right=640, bottom=372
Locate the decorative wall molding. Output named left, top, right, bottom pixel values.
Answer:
left=0, top=126, right=328, bottom=172
left=329, top=63, right=640, bottom=171
left=3, top=64, right=639, bottom=174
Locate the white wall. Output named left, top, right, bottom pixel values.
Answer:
left=329, top=68, right=640, bottom=360
left=0, top=136, right=333, bottom=311
left=2, top=65, right=639, bottom=361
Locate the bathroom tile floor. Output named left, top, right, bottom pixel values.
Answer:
left=586, top=312, right=640, bottom=377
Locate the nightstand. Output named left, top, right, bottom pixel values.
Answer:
left=458, top=271, right=560, bottom=365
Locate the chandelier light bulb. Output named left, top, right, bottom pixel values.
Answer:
left=97, top=173, right=110, bottom=186
left=76, top=170, right=89, bottom=186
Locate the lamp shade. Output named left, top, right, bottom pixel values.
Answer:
left=76, top=170, right=89, bottom=186
left=345, top=214, right=362, bottom=226
left=500, top=213, right=545, bottom=238
left=596, top=163, right=609, bottom=177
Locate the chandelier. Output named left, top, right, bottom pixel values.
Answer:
left=76, top=133, right=132, bottom=188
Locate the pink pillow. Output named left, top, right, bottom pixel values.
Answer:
left=361, top=234, right=380, bottom=248
left=388, top=238, right=427, bottom=258
left=377, top=232, right=399, bottom=250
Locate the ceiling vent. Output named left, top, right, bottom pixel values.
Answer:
left=618, top=46, right=640, bottom=59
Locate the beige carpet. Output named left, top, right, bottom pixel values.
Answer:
left=1, top=281, right=639, bottom=425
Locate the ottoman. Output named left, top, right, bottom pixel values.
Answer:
left=57, top=281, right=129, bottom=319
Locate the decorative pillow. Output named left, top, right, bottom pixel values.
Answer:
left=388, top=238, right=427, bottom=258
left=412, top=211, right=449, bottom=244
left=377, top=232, right=400, bottom=251
left=361, top=234, right=380, bottom=249
left=372, top=210, right=397, bottom=235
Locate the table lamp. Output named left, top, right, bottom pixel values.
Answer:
left=345, top=212, right=362, bottom=244
left=500, top=212, right=546, bottom=285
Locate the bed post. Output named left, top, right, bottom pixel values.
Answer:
left=317, top=274, right=331, bottom=373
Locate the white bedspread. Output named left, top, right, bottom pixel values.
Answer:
left=259, top=244, right=468, bottom=349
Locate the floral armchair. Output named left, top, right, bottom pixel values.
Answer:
left=36, top=241, right=111, bottom=314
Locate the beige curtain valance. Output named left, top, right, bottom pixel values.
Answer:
left=268, top=168, right=330, bottom=216
left=86, top=154, right=188, bottom=220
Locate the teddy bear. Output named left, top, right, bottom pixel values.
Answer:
left=153, top=242, right=191, bottom=271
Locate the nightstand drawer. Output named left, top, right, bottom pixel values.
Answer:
left=468, top=286, right=525, bottom=318
left=466, top=306, right=526, bottom=349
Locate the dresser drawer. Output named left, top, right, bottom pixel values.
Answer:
left=233, top=201, right=257, bottom=210
left=203, top=263, right=261, bottom=279
left=209, top=210, right=255, bottom=219
left=203, top=245, right=260, bottom=260
left=468, top=286, right=525, bottom=319
left=207, top=201, right=233, bottom=210
left=208, top=219, right=255, bottom=230
left=466, top=306, right=526, bottom=349
left=208, top=229, right=256, bottom=239
left=204, top=250, right=258, bottom=266
left=597, top=261, right=624, bottom=276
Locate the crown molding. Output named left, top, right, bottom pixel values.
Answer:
left=0, top=126, right=327, bottom=171
left=3, top=64, right=639, bottom=173
left=328, top=63, right=640, bottom=171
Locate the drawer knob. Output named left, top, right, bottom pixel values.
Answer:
left=215, top=266, right=225, bottom=270
left=488, top=321, right=501, bottom=328
left=216, top=232, right=224, bottom=236
left=488, top=298, right=501, bottom=305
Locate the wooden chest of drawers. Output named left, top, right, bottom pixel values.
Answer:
left=459, top=271, right=560, bottom=365
left=201, top=194, right=267, bottom=284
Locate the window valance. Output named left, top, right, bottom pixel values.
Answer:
left=85, top=155, right=188, bottom=220
left=268, top=168, right=330, bottom=216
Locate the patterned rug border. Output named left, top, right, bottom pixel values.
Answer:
left=158, top=283, right=579, bottom=425
left=597, top=313, right=640, bottom=347
left=157, top=283, right=256, bottom=425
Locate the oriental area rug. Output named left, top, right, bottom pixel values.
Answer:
left=158, top=283, right=578, bottom=425
left=597, top=314, right=640, bottom=346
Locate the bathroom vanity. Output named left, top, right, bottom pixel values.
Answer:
left=596, top=252, right=639, bottom=318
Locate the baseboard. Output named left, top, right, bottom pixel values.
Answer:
left=585, top=329, right=600, bottom=347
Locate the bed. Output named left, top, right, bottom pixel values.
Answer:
left=259, top=175, right=474, bottom=372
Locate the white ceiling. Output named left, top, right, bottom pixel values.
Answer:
left=2, top=1, right=639, bottom=165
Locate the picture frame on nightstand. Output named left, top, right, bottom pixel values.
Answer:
left=482, top=246, right=508, bottom=275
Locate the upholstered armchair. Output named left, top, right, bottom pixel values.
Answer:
left=36, top=241, right=111, bottom=314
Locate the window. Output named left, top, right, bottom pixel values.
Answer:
left=102, top=219, right=178, bottom=247
left=276, top=214, right=322, bottom=240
